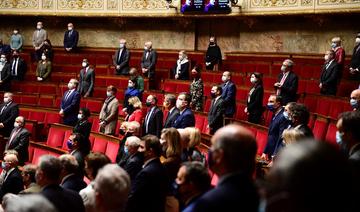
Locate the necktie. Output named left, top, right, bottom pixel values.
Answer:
left=118, top=49, right=123, bottom=63
left=64, top=91, right=72, bottom=101
left=69, top=30, right=72, bottom=37
left=12, top=59, right=18, bottom=76
left=145, top=108, right=154, bottom=133
left=145, top=52, right=149, bottom=60
left=0, top=104, right=8, bottom=115
left=8, top=128, right=20, bottom=147
left=277, top=73, right=288, bottom=95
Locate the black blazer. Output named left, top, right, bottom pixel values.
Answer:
left=141, top=49, right=157, bottom=78
left=320, top=61, right=340, bottom=95
left=350, top=44, right=360, bottom=70
left=0, top=167, right=24, bottom=201
left=163, top=107, right=180, bottom=129
left=247, top=84, right=264, bottom=116
left=61, top=174, right=87, bottom=193
left=41, top=184, right=85, bottom=212
left=123, top=152, right=144, bottom=182
left=6, top=127, right=30, bottom=165
left=63, top=30, right=79, bottom=49
left=73, top=120, right=92, bottom=141
left=78, top=67, right=95, bottom=97
left=127, top=158, right=168, bottom=212
left=114, top=48, right=130, bottom=75
left=10, top=57, right=27, bottom=81
left=295, top=124, right=314, bottom=138
left=193, top=172, right=259, bottom=212
left=0, top=62, right=11, bottom=91
left=172, top=61, right=190, bottom=80
left=142, top=106, right=163, bottom=138
left=277, top=71, right=298, bottom=104
left=172, top=108, right=195, bottom=129
left=60, top=90, right=81, bottom=126
left=0, top=101, right=19, bottom=137
left=208, top=97, right=225, bottom=134
left=221, top=81, right=237, bottom=117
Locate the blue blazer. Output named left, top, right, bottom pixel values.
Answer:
left=221, top=81, right=237, bottom=117
left=61, top=90, right=81, bottom=126
left=263, top=108, right=290, bottom=157
left=172, top=108, right=195, bottom=129
left=63, top=30, right=79, bottom=49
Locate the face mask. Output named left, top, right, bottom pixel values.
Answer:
left=324, top=55, right=329, bottom=61
left=267, top=103, right=275, bottom=111
left=124, top=146, right=129, bottom=155
left=41, top=56, right=46, bottom=60
left=145, top=101, right=152, bottom=107
left=106, top=91, right=112, bottom=97
left=250, top=77, right=257, bottom=84
left=37, top=25, right=42, bottom=30
left=1, top=161, right=7, bottom=170
left=67, top=83, right=73, bottom=90
left=68, top=27, right=73, bottom=31
left=119, top=129, right=126, bottom=136
left=77, top=114, right=83, bottom=120
left=82, top=62, right=87, bottom=67
left=335, top=131, right=343, bottom=145
left=67, top=140, right=73, bottom=150
left=144, top=46, right=148, bottom=51
left=221, top=76, right=228, bottom=83
left=14, top=122, right=20, bottom=128
left=350, top=99, right=358, bottom=109
left=119, top=44, right=125, bottom=49
left=13, top=54, right=19, bottom=58
left=283, top=111, right=291, bottom=120
left=3, top=97, right=9, bottom=103
left=331, top=43, right=337, bottom=48
left=128, top=83, right=134, bottom=88
left=209, top=42, right=215, bottom=45
left=210, top=92, right=216, bottom=99
left=0, top=58, right=5, bottom=63
left=281, top=65, right=287, bottom=72
left=355, top=38, right=360, bottom=44
left=176, top=99, right=182, bottom=109
left=13, top=30, right=18, bottom=34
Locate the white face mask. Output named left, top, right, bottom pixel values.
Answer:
left=281, top=65, right=287, bottom=72
left=68, top=27, right=73, bottom=31
left=144, top=46, right=148, bottom=51
left=324, top=55, right=329, bottom=61
left=176, top=99, right=183, bottom=109
left=3, top=97, right=9, bottom=103
left=221, top=76, right=228, bottom=83
left=82, top=62, right=87, bottom=67
left=41, top=55, right=46, bottom=60
left=106, top=91, right=112, bottom=97
left=14, top=122, right=20, bottom=128
left=37, top=25, right=42, bottom=30
left=77, top=114, right=83, bottom=120
left=68, top=83, right=73, bottom=89
left=0, top=58, right=5, bottom=63
left=356, top=38, right=360, bottom=44
left=119, top=43, right=125, bottom=49
left=250, top=77, right=257, bottom=84
left=13, top=30, right=18, bottom=34
left=178, top=55, right=183, bottom=60
left=128, top=83, right=134, bottom=88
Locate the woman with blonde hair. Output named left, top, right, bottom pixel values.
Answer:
left=282, top=128, right=306, bottom=146
left=180, top=127, right=205, bottom=163
left=125, top=96, right=143, bottom=124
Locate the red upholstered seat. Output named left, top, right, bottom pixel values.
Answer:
left=92, top=137, right=108, bottom=153
left=105, top=141, right=120, bottom=162
left=255, top=130, right=268, bottom=155
left=44, top=112, right=61, bottom=126
left=19, top=110, right=30, bottom=119
left=32, top=148, right=49, bottom=164
left=91, top=117, right=100, bottom=132
left=38, top=95, right=55, bottom=107
left=263, top=77, right=277, bottom=90
left=235, top=104, right=247, bottom=121
left=202, top=119, right=210, bottom=134
left=28, top=111, right=46, bottom=122
left=176, top=82, right=190, bottom=93
left=39, top=85, right=57, bottom=95
left=21, top=95, right=38, bottom=105
left=163, top=81, right=177, bottom=93
left=302, top=95, right=318, bottom=113
left=62, top=130, right=73, bottom=150
left=325, top=122, right=337, bottom=145
left=28, top=145, right=35, bottom=164
left=25, top=122, right=36, bottom=140
left=315, top=98, right=331, bottom=116
left=236, top=88, right=248, bottom=102
left=46, top=127, right=66, bottom=148
left=89, top=135, right=95, bottom=149
left=86, top=100, right=103, bottom=113
left=312, top=117, right=329, bottom=141
left=194, top=114, right=205, bottom=131
left=305, top=80, right=320, bottom=94
left=204, top=99, right=212, bottom=113
left=95, top=67, right=109, bottom=75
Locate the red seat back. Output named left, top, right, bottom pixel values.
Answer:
left=32, top=148, right=49, bottom=164
left=105, top=141, right=120, bottom=163
left=92, top=137, right=108, bottom=153
left=325, top=122, right=337, bottom=145
left=312, top=118, right=329, bottom=141
left=46, top=127, right=66, bottom=148
left=255, top=130, right=268, bottom=155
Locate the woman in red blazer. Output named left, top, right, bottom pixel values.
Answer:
left=125, top=96, right=143, bottom=124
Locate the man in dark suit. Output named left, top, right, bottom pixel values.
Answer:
left=114, top=38, right=130, bottom=75
left=320, top=50, right=341, bottom=95
left=0, top=92, right=19, bottom=138
left=59, top=154, right=87, bottom=192
left=78, top=58, right=95, bottom=97
left=193, top=124, right=259, bottom=212
left=0, top=54, right=12, bottom=91
left=274, top=59, right=298, bottom=105
left=208, top=85, right=225, bottom=135
left=163, top=94, right=180, bottom=128
left=261, top=95, right=290, bottom=161
left=143, top=95, right=163, bottom=138
left=126, top=135, right=168, bottom=212
left=63, top=23, right=79, bottom=52
left=221, top=71, right=236, bottom=118
left=349, top=33, right=360, bottom=78
left=141, top=41, right=157, bottom=89
left=5, top=116, right=30, bottom=165
left=0, top=153, right=24, bottom=201
left=37, top=155, right=85, bottom=212
left=0, top=39, right=11, bottom=56
left=289, top=103, right=314, bottom=138
left=120, top=136, right=144, bottom=182
left=60, top=79, right=81, bottom=126
left=10, top=50, right=26, bottom=81
left=172, top=92, right=195, bottom=129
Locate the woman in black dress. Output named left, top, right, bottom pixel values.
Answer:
left=245, top=72, right=264, bottom=124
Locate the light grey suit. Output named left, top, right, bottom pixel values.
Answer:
left=32, top=29, right=47, bottom=48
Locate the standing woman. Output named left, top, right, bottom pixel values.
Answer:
left=125, top=96, right=143, bottom=124
left=172, top=50, right=190, bottom=80
left=73, top=107, right=92, bottom=148
left=245, top=72, right=264, bottom=124
left=36, top=52, right=52, bottom=82
left=10, top=28, right=23, bottom=52
left=189, top=65, right=204, bottom=112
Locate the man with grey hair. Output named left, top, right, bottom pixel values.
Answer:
left=5, top=116, right=30, bottom=165
left=141, top=41, right=157, bottom=89
left=60, top=78, right=81, bottom=126
left=2, top=193, right=57, bottom=212
left=37, top=155, right=85, bottom=212
left=163, top=93, right=180, bottom=128
left=114, top=38, right=130, bottom=75
left=0, top=153, right=23, bottom=201
left=274, top=59, right=298, bottom=105
left=331, top=36, right=345, bottom=71
left=59, top=154, right=86, bottom=192
left=94, top=164, right=130, bottom=212
left=0, top=92, right=19, bottom=138
left=120, top=136, right=144, bottom=182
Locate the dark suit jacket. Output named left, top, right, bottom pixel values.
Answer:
left=123, top=152, right=144, bottom=182
left=221, top=81, right=236, bottom=117
left=78, top=67, right=95, bottom=97
left=63, top=30, right=79, bottom=49
left=142, top=106, right=163, bottom=138
left=71, top=149, right=86, bottom=175
left=247, top=84, right=264, bottom=117
left=127, top=158, right=168, bottom=212
left=163, top=107, right=180, bottom=128
left=320, top=60, right=340, bottom=95
left=61, top=174, right=87, bottom=192
left=0, top=101, right=19, bottom=137
left=114, top=48, right=130, bottom=75
left=193, top=172, right=259, bottom=212
left=0, top=62, right=11, bottom=91
left=41, top=184, right=85, bottom=212
left=263, top=108, right=290, bottom=157
left=277, top=71, right=298, bottom=104
left=73, top=120, right=92, bottom=142
left=350, top=44, right=360, bottom=70
left=6, top=127, right=30, bottom=165
left=295, top=124, right=314, bottom=138
left=61, top=90, right=81, bottom=126
left=172, top=108, right=195, bottom=129
left=172, top=61, right=190, bottom=80
left=208, top=97, right=225, bottom=134
left=141, top=49, right=157, bottom=78
left=0, top=167, right=24, bottom=201
left=10, top=57, right=27, bottom=81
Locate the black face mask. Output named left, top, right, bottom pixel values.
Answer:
left=127, top=105, right=134, bottom=114
left=209, top=42, right=215, bottom=45
left=119, top=129, right=126, bottom=136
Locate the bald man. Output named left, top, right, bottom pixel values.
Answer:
left=5, top=116, right=30, bottom=165
left=350, top=89, right=360, bottom=110
left=193, top=124, right=259, bottom=212
left=0, top=154, right=24, bottom=200
left=114, top=38, right=130, bottom=75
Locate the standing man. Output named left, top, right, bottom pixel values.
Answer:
left=0, top=153, right=24, bottom=201
left=32, top=21, right=47, bottom=61
left=331, top=37, right=345, bottom=77
left=64, top=23, right=79, bottom=52
left=0, top=54, right=11, bottom=91
left=0, top=92, right=19, bottom=138
left=221, top=71, right=236, bottom=118
left=274, top=59, right=298, bottom=105
left=60, top=79, right=81, bottom=126
left=10, top=50, right=27, bottom=81
left=99, top=85, right=119, bottom=135
left=5, top=116, right=30, bottom=166
left=208, top=85, right=225, bottom=135
left=141, top=41, right=157, bottom=89
left=114, top=38, right=130, bottom=75
left=163, top=94, right=180, bottom=129
left=78, top=58, right=95, bottom=98
left=350, top=33, right=360, bottom=78
left=319, top=50, right=340, bottom=95
left=143, top=95, right=163, bottom=138
left=173, top=92, right=195, bottom=129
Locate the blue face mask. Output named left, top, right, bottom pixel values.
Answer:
left=124, top=146, right=129, bottom=155
left=1, top=161, right=6, bottom=170
left=350, top=99, right=358, bottom=109
left=267, top=103, right=275, bottom=112
left=67, top=140, right=74, bottom=150
left=331, top=43, right=337, bottom=48
left=336, top=131, right=343, bottom=145
left=283, top=111, right=291, bottom=120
